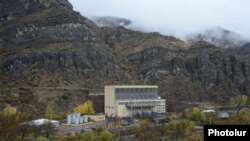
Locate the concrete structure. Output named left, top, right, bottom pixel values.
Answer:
left=105, top=85, right=166, bottom=118
left=88, top=114, right=105, bottom=122
left=217, top=112, right=230, bottom=118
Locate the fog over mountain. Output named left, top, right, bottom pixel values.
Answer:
left=69, top=0, right=250, bottom=40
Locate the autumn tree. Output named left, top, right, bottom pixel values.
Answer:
left=0, top=104, right=19, bottom=141
left=226, top=108, right=250, bottom=124
left=3, top=104, right=17, bottom=116
left=0, top=114, right=18, bottom=141
left=229, top=94, right=248, bottom=106
left=74, top=100, right=95, bottom=115
left=17, top=112, right=31, bottom=140
left=45, top=103, right=54, bottom=119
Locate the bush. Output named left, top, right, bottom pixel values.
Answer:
left=34, top=137, right=51, bottom=141
left=99, top=130, right=114, bottom=141
left=166, top=119, right=195, bottom=139
left=80, top=130, right=95, bottom=141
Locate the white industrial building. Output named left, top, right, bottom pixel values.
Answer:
left=105, top=85, right=166, bottom=118
left=21, top=119, right=60, bottom=128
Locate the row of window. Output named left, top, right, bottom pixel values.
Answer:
left=115, top=93, right=158, bottom=100
left=118, top=101, right=160, bottom=105
left=106, top=106, right=114, bottom=109
left=115, top=88, right=158, bottom=93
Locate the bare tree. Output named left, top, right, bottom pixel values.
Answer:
left=18, top=124, right=32, bottom=140
left=32, top=124, right=43, bottom=139
left=41, top=122, right=58, bottom=139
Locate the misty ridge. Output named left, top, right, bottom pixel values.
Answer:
left=69, top=0, right=250, bottom=48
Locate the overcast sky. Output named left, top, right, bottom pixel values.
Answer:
left=69, top=0, right=250, bottom=39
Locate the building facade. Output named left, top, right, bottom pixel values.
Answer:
left=105, top=85, right=166, bottom=118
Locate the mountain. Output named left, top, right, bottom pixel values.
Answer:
left=91, top=16, right=132, bottom=27
left=227, top=43, right=250, bottom=58
left=0, top=0, right=249, bottom=115
left=188, top=27, right=248, bottom=48
left=0, top=0, right=133, bottom=116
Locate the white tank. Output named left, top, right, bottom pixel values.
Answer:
left=67, top=114, right=71, bottom=124
left=71, top=114, right=76, bottom=123
left=83, top=116, right=88, bottom=123
left=75, top=117, right=80, bottom=124
left=80, top=117, right=84, bottom=124
left=76, top=113, right=81, bottom=119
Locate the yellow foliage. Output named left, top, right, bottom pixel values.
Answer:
left=45, top=104, right=54, bottom=119
left=192, top=107, right=200, bottom=113
left=141, top=119, right=150, bottom=127
left=170, top=112, right=177, bottom=119
left=74, top=100, right=95, bottom=115
left=229, top=94, right=248, bottom=106
left=3, top=104, right=16, bottom=116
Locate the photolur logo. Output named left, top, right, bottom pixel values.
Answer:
left=204, top=125, right=250, bottom=141
left=208, top=129, right=247, bottom=137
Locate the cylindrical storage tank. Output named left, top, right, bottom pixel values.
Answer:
left=75, top=117, right=80, bottom=124
left=76, top=113, right=81, bottom=119
left=71, top=114, right=76, bottom=123
left=80, top=117, right=84, bottom=124
left=83, top=116, right=88, bottom=123
left=67, top=114, right=71, bottom=124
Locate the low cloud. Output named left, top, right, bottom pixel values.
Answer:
left=69, top=0, right=250, bottom=40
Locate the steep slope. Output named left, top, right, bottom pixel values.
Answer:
left=0, top=0, right=249, bottom=114
left=227, top=43, right=250, bottom=58
left=0, top=0, right=134, bottom=116
left=101, top=27, right=250, bottom=104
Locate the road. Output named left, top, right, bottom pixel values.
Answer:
left=59, top=121, right=107, bottom=133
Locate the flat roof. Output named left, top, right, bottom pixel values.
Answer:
left=32, top=119, right=59, bottom=125
left=105, top=85, right=158, bottom=88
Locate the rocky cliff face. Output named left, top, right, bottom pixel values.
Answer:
left=0, top=0, right=249, bottom=114
left=0, top=0, right=133, bottom=115
left=227, top=43, right=250, bottom=59
left=101, top=27, right=250, bottom=102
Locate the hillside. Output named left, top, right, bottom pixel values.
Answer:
left=0, top=0, right=249, bottom=115
left=227, top=43, right=250, bottom=59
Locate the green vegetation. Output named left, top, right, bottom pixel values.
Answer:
left=99, top=130, right=114, bottom=141
left=184, top=107, right=207, bottom=125
left=2, top=94, right=250, bottom=141
left=166, top=119, right=195, bottom=140
left=80, top=130, right=95, bottom=141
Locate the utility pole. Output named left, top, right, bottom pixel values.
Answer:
left=119, top=128, right=121, bottom=141
left=130, top=98, right=133, bottom=119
